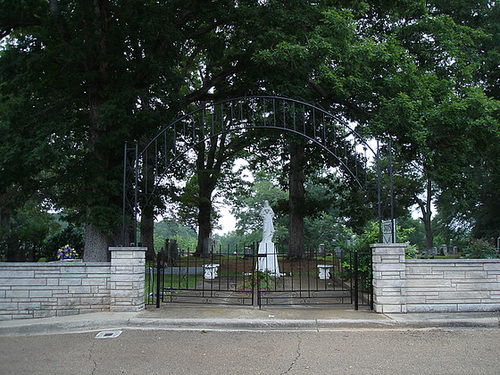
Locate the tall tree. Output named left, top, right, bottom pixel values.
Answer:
left=254, top=1, right=499, bottom=243
left=288, top=141, right=306, bottom=258
left=2, top=0, right=498, bottom=262
left=1, top=0, right=265, bottom=260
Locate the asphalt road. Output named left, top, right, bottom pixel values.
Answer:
left=1, top=328, right=499, bottom=374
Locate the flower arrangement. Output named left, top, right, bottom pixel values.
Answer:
left=57, top=245, right=78, bottom=260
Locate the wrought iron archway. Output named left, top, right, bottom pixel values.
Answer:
left=123, top=95, right=386, bottom=246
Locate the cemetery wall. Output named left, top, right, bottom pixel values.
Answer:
left=372, top=243, right=500, bottom=313
left=405, top=259, right=500, bottom=313
left=0, top=262, right=111, bottom=320
left=0, top=247, right=146, bottom=320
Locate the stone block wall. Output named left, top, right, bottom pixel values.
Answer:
left=0, top=247, right=146, bottom=320
left=372, top=243, right=500, bottom=313
left=0, top=262, right=111, bottom=320
left=406, top=259, right=500, bottom=312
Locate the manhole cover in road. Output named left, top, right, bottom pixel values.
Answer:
left=95, top=330, right=123, bottom=339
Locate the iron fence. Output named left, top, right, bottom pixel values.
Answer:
left=145, top=245, right=372, bottom=309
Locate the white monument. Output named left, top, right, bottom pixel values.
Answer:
left=257, top=200, right=281, bottom=277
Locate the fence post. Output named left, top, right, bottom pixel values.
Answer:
left=156, top=252, right=161, bottom=308
left=354, top=250, right=359, bottom=311
left=156, top=250, right=167, bottom=308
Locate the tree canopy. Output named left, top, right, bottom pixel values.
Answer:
left=1, top=0, right=498, bottom=260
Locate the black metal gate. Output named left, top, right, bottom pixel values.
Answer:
left=146, top=246, right=372, bottom=309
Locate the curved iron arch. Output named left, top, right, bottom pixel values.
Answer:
left=123, top=95, right=382, bottom=245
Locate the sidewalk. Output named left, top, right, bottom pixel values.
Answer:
left=0, top=305, right=499, bottom=336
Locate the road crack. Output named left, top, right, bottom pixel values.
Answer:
left=281, top=333, right=302, bottom=374
left=89, top=340, right=97, bottom=375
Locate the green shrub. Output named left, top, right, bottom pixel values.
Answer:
left=462, top=239, right=498, bottom=259
left=405, top=243, right=418, bottom=259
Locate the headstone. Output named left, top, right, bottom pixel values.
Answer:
left=167, top=239, right=179, bottom=260
left=202, top=237, right=216, bottom=257
left=157, top=249, right=167, bottom=265
left=439, top=244, right=448, bottom=256
left=334, top=247, right=342, bottom=259
left=318, top=243, right=325, bottom=255
left=244, top=245, right=254, bottom=258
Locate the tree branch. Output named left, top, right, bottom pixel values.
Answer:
left=49, top=0, right=74, bottom=51
left=184, top=63, right=246, bottom=105
left=308, top=79, right=370, bottom=118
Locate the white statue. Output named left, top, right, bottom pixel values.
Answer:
left=260, top=200, right=275, bottom=242
left=257, top=200, right=281, bottom=277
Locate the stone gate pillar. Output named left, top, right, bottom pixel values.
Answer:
left=109, top=247, right=147, bottom=312
left=371, top=243, right=407, bottom=313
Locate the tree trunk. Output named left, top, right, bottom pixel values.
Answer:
left=288, top=142, right=305, bottom=259
left=28, top=246, right=35, bottom=262
left=6, top=234, right=22, bottom=262
left=0, top=207, right=11, bottom=261
left=83, top=223, right=110, bottom=262
left=422, top=211, right=433, bottom=250
left=1, top=207, right=24, bottom=262
left=419, top=178, right=434, bottom=251
left=194, top=136, right=226, bottom=256
left=195, top=151, right=216, bottom=256
left=82, top=1, right=116, bottom=263
left=196, top=191, right=213, bottom=256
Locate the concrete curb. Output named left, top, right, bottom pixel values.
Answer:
left=125, top=317, right=500, bottom=331
left=0, top=312, right=135, bottom=337
left=127, top=317, right=319, bottom=331
left=0, top=312, right=498, bottom=336
left=0, top=319, right=496, bottom=336
left=384, top=316, right=500, bottom=329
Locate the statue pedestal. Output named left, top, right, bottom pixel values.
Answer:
left=257, top=241, right=281, bottom=277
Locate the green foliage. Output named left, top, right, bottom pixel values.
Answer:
left=153, top=220, right=197, bottom=253
left=41, top=224, right=84, bottom=262
left=11, top=201, right=61, bottom=249
left=1, top=0, right=498, bottom=259
left=227, top=172, right=288, bottom=239
left=405, top=244, right=419, bottom=259
left=214, top=231, right=257, bottom=256
left=238, top=271, right=275, bottom=291
left=462, top=239, right=498, bottom=259
left=351, top=221, right=379, bottom=254
left=0, top=201, right=84, bottom=262
left=0, top=200, right=69, bottom=261
left=334, top=221, right=378, bottom=292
